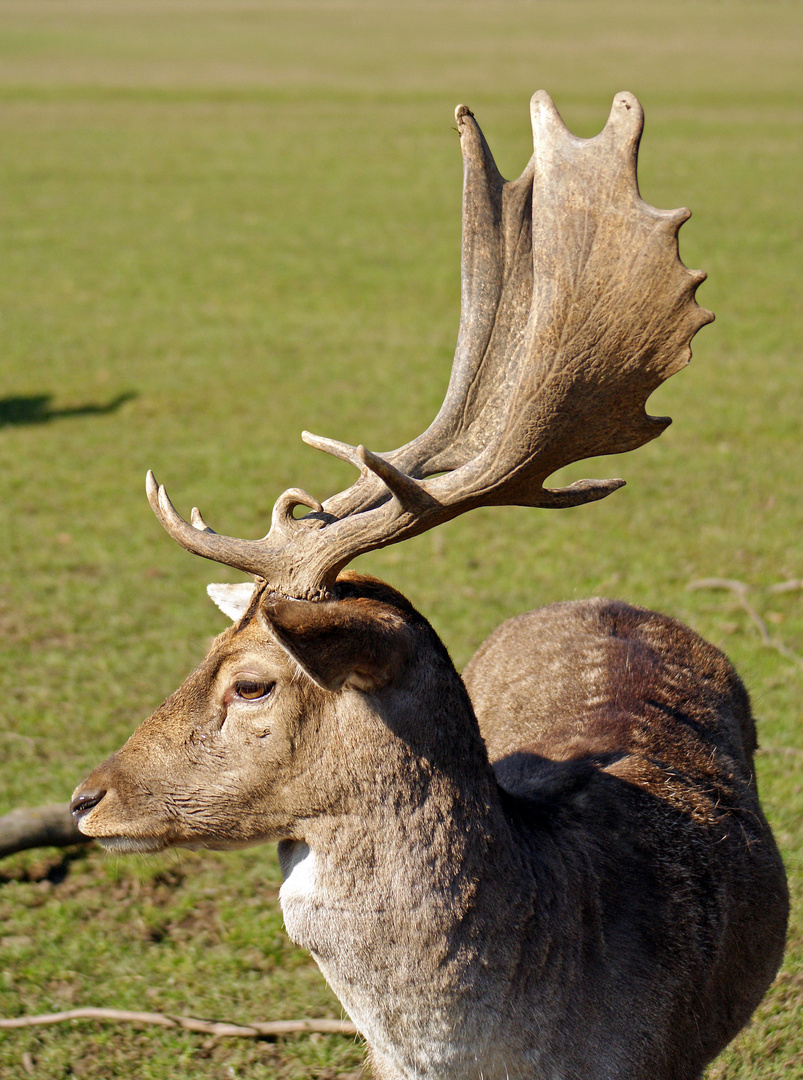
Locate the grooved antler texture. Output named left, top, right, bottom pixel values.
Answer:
left=148, top=91, right=713, bottom=598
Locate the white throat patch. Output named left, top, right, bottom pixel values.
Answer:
left=279, top=842, right=318, bottom=906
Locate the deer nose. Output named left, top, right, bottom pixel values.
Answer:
left=70, top=789, right=106, bottom=823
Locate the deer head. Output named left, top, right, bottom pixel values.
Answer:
left=72, top=90, right=711, bottom=849
left=71, top=572, right=481, bottom=853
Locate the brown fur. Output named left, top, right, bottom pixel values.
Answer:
left=72, top=576, right=788, bottom=1079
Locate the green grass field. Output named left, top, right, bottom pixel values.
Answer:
left=1, top=1, right=801, bottom=1076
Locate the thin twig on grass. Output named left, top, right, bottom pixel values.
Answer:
left=687, top=578, right=773, bottom=645
left=687, top=578, right=803, bottom=667
left=759, top=745, right=803, bottom=759
left=0, top=1008, right=358, bottom=1039
left=768, top=579, right=803, bottom=594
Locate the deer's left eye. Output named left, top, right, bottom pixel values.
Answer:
left=233, top=679, right=274, bottom=702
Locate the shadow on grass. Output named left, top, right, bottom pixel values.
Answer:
left=0, top=392, right=136, bottom=427
left=0, top=844, right=91, bottom=888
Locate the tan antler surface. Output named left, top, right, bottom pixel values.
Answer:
left=148, top=91, right=713, bottom=600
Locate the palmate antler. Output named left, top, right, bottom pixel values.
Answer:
left=148, top=91, right=713, bottom=600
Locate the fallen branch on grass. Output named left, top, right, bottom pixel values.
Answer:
left=0, top=1008, right=358, bottom=1038
left=0, top=803, right=91, bottom=859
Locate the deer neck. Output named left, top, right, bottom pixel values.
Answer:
left=277, top=687, right=545, bottom=1079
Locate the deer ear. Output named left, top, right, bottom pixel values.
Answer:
left=207, top=582, right=256, bottom=622
left=261, top=596, right=412, bottom=693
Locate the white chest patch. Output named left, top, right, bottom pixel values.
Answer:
left=279, top=842, right=318, bottom=906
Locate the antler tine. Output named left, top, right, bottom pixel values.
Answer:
left=301, top=432, right=364, bottom=470
left=146, top=471, right=263, bottom=574
left=357, top=446, right=439, bottom=515
left=145, top=471, right=334, bottom=595
left=147, top=92, right=712, bottom=599
left=190, top=506, right=214, bottom=532
left=303, top=431, right=438, bottom=516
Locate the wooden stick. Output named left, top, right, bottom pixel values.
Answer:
left=0, top=1008, right=358, bottom=1038
left=0, top=804, right=91, bottom=859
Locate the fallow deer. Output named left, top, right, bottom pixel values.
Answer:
left=71, top=92, right=788, bottom=1080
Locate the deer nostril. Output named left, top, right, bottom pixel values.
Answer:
left=70, top=790, right=106, bottom=822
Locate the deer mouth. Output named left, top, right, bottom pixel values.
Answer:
left=92, top=834, right=171, bottom=854
left=71, top=787, right=170, bottom=852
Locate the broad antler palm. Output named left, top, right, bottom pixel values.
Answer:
left=148, top=91, right=713, bottom=599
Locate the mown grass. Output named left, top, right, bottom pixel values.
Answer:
left=0, top=2, right=801, bottom=1077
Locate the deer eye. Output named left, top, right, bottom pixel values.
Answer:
left=232, top=679, right=274, bottom=702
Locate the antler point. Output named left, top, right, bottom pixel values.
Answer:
left=190, top=507, right=212, bottom=532
left=530, top=89, right=553, bottom=107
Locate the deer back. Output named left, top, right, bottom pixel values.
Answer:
left=464, top=598, right=787, bottom=1076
